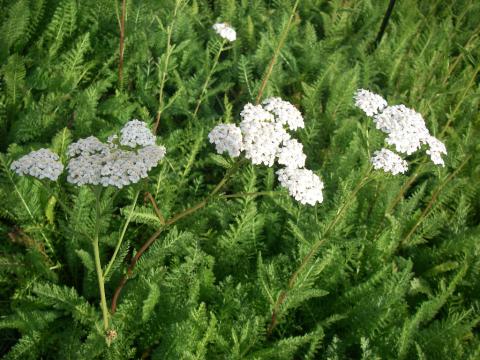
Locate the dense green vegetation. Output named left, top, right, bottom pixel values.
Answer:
left=0, top=0, right=479, bottom=358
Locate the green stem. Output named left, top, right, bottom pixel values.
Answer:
left=104, top=189, right=140, bottom=279
left=152, top=0, right=183, bottom=134
left=193, top=40, right=226, bottom=117
left=93, top=189, right=110, bottom=332
left=255, top=0, right=301, bottom=104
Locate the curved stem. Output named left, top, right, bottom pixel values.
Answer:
left=104, top=189, right=140, bottom=279
left=267, top=168, right=373, bottom=335
left=193, top=40, right=226, bottom=117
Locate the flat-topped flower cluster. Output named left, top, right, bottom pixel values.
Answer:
left=11, top=148, right=64, bottom=181
left=11, top=120, right=166, bottom=188
left=212, top=23, right=236, bottom=42
left=354, top=89, right=447, bottom=175
left=209, top=97, right=324, bottom=205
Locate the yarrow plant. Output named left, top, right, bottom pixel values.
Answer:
left=66, top=121, right=166, bottom=189
left=10, top=119, right=166, bottom=336
left=354, top=89, right=447, bottom=173
left=209, top=97, right=324, bottom=205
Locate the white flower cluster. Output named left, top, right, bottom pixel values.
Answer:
left=373, top=105, right=430, bottom=155
left=354, top=89, right=388, bottom=117
left=262, top=97, right=305, bottom=130
left=371, top=148, right=408, bottom=175
left=354, top=89, right=447, bottom=170
left=119, top=119, right=156, bottom=148
left=67, top=136, right=108, bottom=157
left=208, top=124, right=243, bottom=157
left=277, top=168, right=324, bottom=206
left=67, top=120, right=166, bottom=188
left=10, top=148, right=64, bottom=181
left=424, top=135, right=447, bottom=166
left=212, top=23, right=236, bottom=42
left=240, top=117, right=289, bottom=166
left=277, top=139, right=306, bottom=169
left=208, top=98, right=324, bottom=205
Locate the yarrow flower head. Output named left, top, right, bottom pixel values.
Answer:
left=373, top=105, right=430, bottom=155
left=240, top=103, right=274, bottom=123
left=11, top=148, right=64, bottom=181
left=67, top=121, right=166, bottom=188
left=354, top=89, right=388, bottom=116
left=276, top=168, right=324, bottom=205
left=67, top=136, right=108, bottom=157
left=67, top=141, right=166, bottom=188
left=371, top=148, right=408, bottom=175
left=212, top=22, right=236, bottom=42
left=120, top=120, right=156, bottom=148
left=209, top=98, right=324, bottom=206
left=239, top=103, right=290, bottom=166
left=208, top=124, right=243, bottom=158
left=240, top=119, right=289, bottom=166
left=277, top=139, right=306, bottom=169
left=424, top=135, right=447, bottom=166
left=262, top=97, right=305, bottom=131
left=354, top=89, right=447, bottom=167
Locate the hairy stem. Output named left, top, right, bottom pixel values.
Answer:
left=255, top=0, right=300, bottom=104
left=267, top=168, right=372, bottom=335
left=93, top=189, right=110, bottom=332
left=193, top=40, right=226, bottom=117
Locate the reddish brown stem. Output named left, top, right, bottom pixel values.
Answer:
left=118, top=0, right=127, bottom=87
left=145, top=192, right=165, bottom=225
left=111, top=227, right=162, bottom=313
